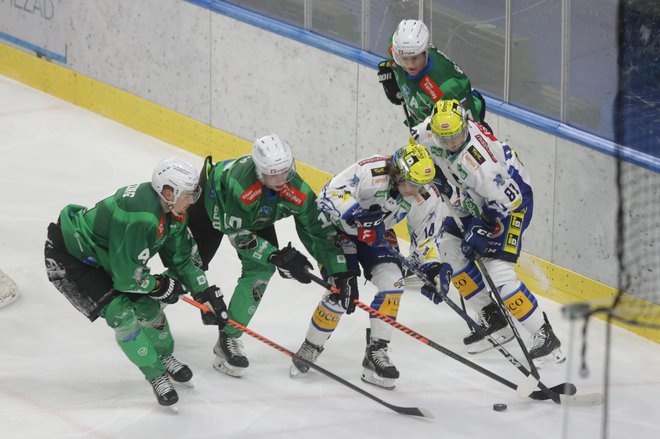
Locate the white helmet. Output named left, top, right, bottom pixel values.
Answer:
left=391, top=19, right=430, bottom=66
left=151, top=157, right=201, bottom=210
left=252, top=134, right=296, bottom=183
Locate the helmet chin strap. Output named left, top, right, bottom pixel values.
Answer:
left=158, top=192, right=180, bottom=215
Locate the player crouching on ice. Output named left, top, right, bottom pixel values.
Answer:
left=412, top=99, right=565, bottom=365
left=44, top=158, right=228, bottom=409
left=290, top=144, right=452, bottom=390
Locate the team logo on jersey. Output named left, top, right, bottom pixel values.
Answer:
left=420, top=75, right=443, bottom=101
left=494, top=174, right=506, bottom=187
left=370, top=167, right=387, bottom=177
left=349, top=175, right=360, bottom=186
left=240, top=181, right=263, bottom=205
left=468, top=146, right=485, bottom=165
left=280, top=184, right=307, bottom=206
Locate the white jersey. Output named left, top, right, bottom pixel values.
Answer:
left=317, top=155, right=447, bottom=265
left=413, top=119, right=533, bottom=221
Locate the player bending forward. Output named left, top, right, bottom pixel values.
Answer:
left=413, top=99, right=565, bottom=364
left=290, top=144, right=452, bottom=389
left=44, top=158, right=228, bottom=408
left=187, top=134, right=356, bottom=378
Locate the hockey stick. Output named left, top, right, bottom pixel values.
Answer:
left=181, top=296, right=433, bottom=418
left=304, top=272, right=575, bottom=401
left=381, top=244, right=603, bottom=406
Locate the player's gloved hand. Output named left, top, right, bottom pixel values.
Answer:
left=333, top=271, right=360, bottom=314
left=419, top=262, right=453, bottom=304
left=269, top=242, right=313, bottom=284
left=377, top=61, right=404, bottom=105
left=350, top=205, right=386, bottom=245
left=461, top=217, right=495, bottom=259
left=149, top=275, right=186, bottom=304
left=195, top=285, right=229, bottom=328
left=433, top=165, right=453, bottom=199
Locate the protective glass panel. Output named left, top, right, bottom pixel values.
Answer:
left=510, top=0, right=561, bottom=118
left=367, top=0, right=421, bottom=56
left=429, top=0, right=506, bottom=100
left=310, top=0, right=362, bottom=47
left=223, top=0, right=304, bottom=27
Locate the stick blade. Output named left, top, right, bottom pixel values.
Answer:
left=391, top=405, right=434, bottom=418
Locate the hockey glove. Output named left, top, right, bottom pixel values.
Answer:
left=333, top=271, right=360, bottom=314
left=350, top=205, right=386, bottom=246
left=269, top=242, right=313, bottom=284
left=419, top=262, right=453, bottom=304
left=377, top=61, right=404, bottom=105
left=195, top=285, right=228, bottom=328
left=149, top=275, right=185, bottom=304
left=433, top=165, right=453, bottom=200
left=461, top=217, right=495, bottom=259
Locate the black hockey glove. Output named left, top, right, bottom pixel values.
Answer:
left=269, top=242, right=313, bottom=284
left=195, top=285, right=228, bottom=328
left=433, top=165, right=453, bottom=199
left=149, top=275, right=186, bottom=304
left=377, top=61, right=404, bottom=105
left=419, top=262, right=453, bottom=304
left=333, top=271, right=360, bottom=314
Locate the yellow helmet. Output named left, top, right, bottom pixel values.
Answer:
left=392, top=144, right=436, bottom=186
left=430, top=99, right=468, bottom=148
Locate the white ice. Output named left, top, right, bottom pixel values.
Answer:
left=0, top=75, right=658, bottom=439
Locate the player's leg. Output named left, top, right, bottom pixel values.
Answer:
left=358, top=231, right=405, bottom=390
left=213, top=226, right=278, bottom=377
left=290, top=233, right=359, bottom=376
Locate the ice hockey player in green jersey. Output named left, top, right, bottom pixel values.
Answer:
left=377, top=19, right=489, bottom=128
left=187, top=133, right=358, bottom=377
left=44, top=158, right=229, bottom=409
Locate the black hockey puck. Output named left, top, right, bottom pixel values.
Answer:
left=493, top=403, right=507, bottom=412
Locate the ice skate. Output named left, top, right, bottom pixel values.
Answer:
left=162, top=355, right=193, bottom=387
left=361, top=330, right=399, bottom=390
left=529, top=312, right=566, bottom=366
left=149, top=372, right=179, bottom=410
left=290, top=339, right=324, bottom=377
left=213, top=332, right=249, bottom=378
left=463, top=303, right=515, bottom=354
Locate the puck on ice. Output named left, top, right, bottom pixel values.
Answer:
left=493, top=403, right=507, bottom=412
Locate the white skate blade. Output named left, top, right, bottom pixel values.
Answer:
left=171, top=379, right=194, bottom=388
left=532, top=346, right=567, bottom=369
left=167, top=404, right=179, bottom=413
left=213, top=356, right=246, bottom=378
left=361, top=368, right=396, bottom=390
left=289, top=363, right=305, bottom=377
left=466, top=327, right=515, bottom=354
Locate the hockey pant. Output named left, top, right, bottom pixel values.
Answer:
left=304, top=232, right=404, bottom=346
left=438, top=233, right=544, bottom=334
left=44, top=222, right=175, bottom=380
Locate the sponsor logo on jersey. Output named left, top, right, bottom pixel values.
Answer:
left=371, top=176, right=388, bottom=185
left=240, top=181, right=263, bottom=205
left=357, top=156, right=388, bottom=166
left=252, top=279, right=268, bottom=303
left=420, top=75, right=443, bottom=101
left=370, top=166, right=387, bottom=177
left=280, top=184, right=307, bottom=206
left=158, top=214, right=165, bottom=238
left=468, top=146, right=485, bottom=165
left=374, top=189, right=388, bottom=198
left=475, top=136, right=498, bottom=163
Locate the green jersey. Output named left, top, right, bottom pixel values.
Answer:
left=203, top=155, right=347, bottom=275
left=386, top=45, right=483, bottom=125
left=58, top=182, right=208, bottom=294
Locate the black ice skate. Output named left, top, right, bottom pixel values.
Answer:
left=529, top=312, right=566, bottom=366
left=463, top=303, right=515, bottom=354
left=213, top=331, right=249, bottom=377
left=149, top=373, right=179, bottom=410
left=290, top=339, right=324, bottom=377
left=361, top=330, right=399, bottom=390
left=162, top=355, right=193, bottom=387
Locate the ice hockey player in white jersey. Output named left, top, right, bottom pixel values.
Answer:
left=290, top=144, right=453, bottom=389
left=411, top=99, right=565, bottom=364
